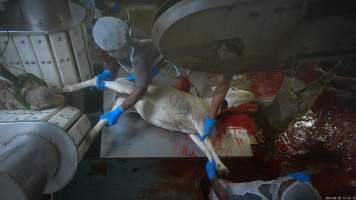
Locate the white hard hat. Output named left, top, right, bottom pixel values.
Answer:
left=92, top=16, right=129, bottom=51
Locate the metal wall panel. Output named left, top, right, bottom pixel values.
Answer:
left=12, top=35, right=44, bottom=79
left=49, top=32, right=79, bottom=85
left=0, top=52, right=5, bottom=66
left=0, top=108, right=60, bottom=122
left=68, top=114, right=91, bottom=146
left=0, top=0, right=7, bottom=12
left=0, top=35, right=25, bottom=75
left=0, top=35, right=5, bottom=65
left=30, top=35, right=63, bottom=87
left=5, top=110, right=38, bottom=121
left=1, top=22, right=92, bottom=87
left=47, top=106, right=82, bottom=130
left=81, top=24, right=95, bottom=74
left=69, top=26, right=92, bottom=81
left=0, top=110, right=22, bottom=121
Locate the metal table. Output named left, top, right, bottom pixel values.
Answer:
left=100, top=83, right=254, bottom=158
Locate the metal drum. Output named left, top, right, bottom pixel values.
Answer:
left=152, top=0, right=356, bottom=73
left=0, top=0, right=93, bottom=88
left=0, top=107, right=92, bottom=199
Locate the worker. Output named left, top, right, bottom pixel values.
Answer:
left=92, top=16, right=164, bottom=126
left=93, top=16, right=232, bottom=137
left=205, top=161, right=322, bottom=200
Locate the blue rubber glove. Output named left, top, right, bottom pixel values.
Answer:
left=100, top=106, right=124, bottom=127
left=200, top=117, right=217, bottom=141
left=111, top=2, right=120, bottom=13
left=152, top=66, right=160, bottom=77
left=288, top=172, right=311, bottom=183
left=126, top=73, right=136, bottom=81
left=96, top=69, right=113, bottom=90
left=126, top=66, right=160, bottom=82
left=205, top=160, right=216, bottom=180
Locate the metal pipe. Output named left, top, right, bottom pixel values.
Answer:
left=0, top=135, right=59, bottom=200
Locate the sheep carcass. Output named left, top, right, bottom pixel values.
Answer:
left=63, top=78, right=255, bottom=174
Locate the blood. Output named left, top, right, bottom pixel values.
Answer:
left=174, top=76, right=192, bottom=93
left=223, top=103, right=258, bottom=115
left=275, top=89, right=356, bottom=196
left=296, top=60, right=319, bottom=84
left=142, top=160, right=205, bottom=200
left=247, top=70, right=284, bottom=100
left=214, top=65, right=356, bottom=197
left=215, top=106, right=258, bottom=147
left=182, top=145, right=198, bottom=157
left=234, top=138, right=244, bottom=145
left=157, top=63, right=355, bottom=197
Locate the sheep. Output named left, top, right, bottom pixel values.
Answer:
left=63, top=77, right=255, bottom=175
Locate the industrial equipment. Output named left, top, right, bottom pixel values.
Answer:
left=0, top=0, right=93, bottom=87
left=152, top=0, right=356, bottom=73
left=0, top=107, right=91, bottom=200
left=0, top=1, right=94, bottom=199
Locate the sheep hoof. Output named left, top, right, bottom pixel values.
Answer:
left=62, top=86, right=71, bottom=92
left=216, top=164, right=230, bottom=176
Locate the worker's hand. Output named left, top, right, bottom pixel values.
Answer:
left=126, top=73, right=136, bottom=81
left=126, top=66, right=161, bottom=82
left=96, top=69, right=113, bottom=90
left=205, top=160, right=216, bottom=180
left=100, top=106, right=124, bottom=127
left=152, top=66, right=160, bottom=77
left=288, top=172, right=311, bottom=183
left=200, top=117, right=216, bottom=141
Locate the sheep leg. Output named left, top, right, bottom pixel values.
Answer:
left=63, top=79, right=96, bottom=92
left=77, top=98, right=123, bottom=160
left=204, top=138, right=230, bottom=175
left=63, top=78, right=140, bottom=95
left=192, top=121, right=229, bottom=175
left=78, top=120, right=106, bottom=160
left=188, top=134, right=214, bottom=161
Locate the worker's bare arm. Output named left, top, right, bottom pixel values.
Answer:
left=208, top=74, right=233, bottom=118
left=121, top=52, right=152, bottom=110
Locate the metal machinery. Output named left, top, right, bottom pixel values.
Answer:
left=0, top=0, right=94, bottom=199
left=0, top=0, right=93, bottom=88
left=152, top=0, right=356, bottom=73
left=0, top=107, right=91, bottom=200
